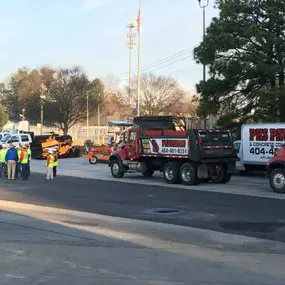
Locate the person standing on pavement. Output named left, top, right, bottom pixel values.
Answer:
left=19, top=145, right=29, bottom=181
left=52, top=148, right=58, bottom=179
left=15, top=145, right=22, bottom=179
left=26, top=144, right=31, bottom=177
left=5, top=144, right=18, bottom=180
left=0, top=144, right=7, bottom=178
left=46, top=149, right=54, bottom=180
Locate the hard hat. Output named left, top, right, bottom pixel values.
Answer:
left=2, top=144, right=6, bottom=148
left=10, top=144, right=15, bottom=148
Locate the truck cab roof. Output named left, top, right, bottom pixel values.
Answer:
left=133, top=116, right=179, bottom=130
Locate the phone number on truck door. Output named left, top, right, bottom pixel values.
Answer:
left=161, top=148, right=188, bottom=154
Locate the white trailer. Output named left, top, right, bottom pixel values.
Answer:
left=234, top=123, right=285, bottom=172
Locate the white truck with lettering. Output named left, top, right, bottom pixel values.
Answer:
left=234, top=123, right=285, bottom=172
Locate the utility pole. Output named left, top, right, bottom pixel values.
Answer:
left=126, top=21, right=136, bottom=101
left=87, top=91, right=89, bottom=139
left=97, top=96, right=100, bottom=126
left=136, top=0, right=142, bottom=117
left=198, top=0, right=213, bottom=128
left=40, top=83, right=46, bottom=135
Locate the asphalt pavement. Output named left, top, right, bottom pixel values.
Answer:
left=1, top=159, right=285, bottom=284
left=0, top=172, right=285, bottom=242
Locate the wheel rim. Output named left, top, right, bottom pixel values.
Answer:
left=165, top=166, right=174, bottom=180
left=273, top=173, right=285, bottom=189
left=91, top=157, right=96, bottom=163
left=112, top=163, right=120, bottom=175
left=181, top=167, right=191, bottom=182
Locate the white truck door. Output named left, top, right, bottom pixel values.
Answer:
left=20, top=134, right=31, bottom=146
left=8, top=135, right=20, bottom=148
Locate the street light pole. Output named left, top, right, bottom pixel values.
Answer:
left=198, top=0, right=213, bottom=128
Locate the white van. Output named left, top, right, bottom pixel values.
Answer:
left=0, top=133, right=32, bottom=148
left=234, top=123, right=285, bottom=172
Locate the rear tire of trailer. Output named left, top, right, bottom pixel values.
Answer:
left=163, top=162, right=180, bottom=184
left=110, top=160, right=125, bottom=178
left=180, top=163, right=199, bottom=185
left=89, top=156, right=98, bottom=165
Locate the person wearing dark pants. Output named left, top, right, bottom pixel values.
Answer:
left=0, top=144, right=7, bottom=178
left=15, top=146, right=22, bottom=179
left=19, top=146, right=29, bottom=181
left=26, top=144, right=31, bottom=177
left=53, top=149, right=58, bottom=179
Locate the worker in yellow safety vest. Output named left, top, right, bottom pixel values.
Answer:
left=46, top=149, right=54, bottom=180
left=0, top=144, right=7, bottom=177
left=19, top=145, right=29, bottom=181
left=52, top=148, right=58, bottom=179
left=15, top=145, right=22, bottom=179
left=26, top=144, right=31, bottom=177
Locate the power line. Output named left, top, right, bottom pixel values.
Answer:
left=116, top=47, right=193, bottom=79
left=118, top=55, right=192, bottom=81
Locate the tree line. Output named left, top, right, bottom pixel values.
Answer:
left=0, top=66, right=104, bottom=134
left=0, top=67, right=198, bottom=134
left=194, top=0, right=285, bottom=130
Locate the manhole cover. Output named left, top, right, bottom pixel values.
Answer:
left=141, top=208, right=186, bottom=216
left=219, top=222, right=284, bottom=233
left=156, top=209, right=180, bottom=214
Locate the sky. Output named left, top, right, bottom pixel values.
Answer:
left=0, top=0, right=219, bottom=93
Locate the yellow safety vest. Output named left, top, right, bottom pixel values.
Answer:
left=0, top=149, right=7, bottom=163
left=53, top=158, right=58, bottom=167
left=48, top=154, right=54, bottom=168
left=20, top=150, right=29, bottom=164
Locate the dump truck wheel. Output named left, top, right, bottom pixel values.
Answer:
left=110, top=160, right=125, bottom=178
left=211, top=164, right=227, bottom=184
left=180, top=163, right=199, bottom=185
left=163, top=162, right=180, bottom=184
left=221, top=173, right=232, bottom=183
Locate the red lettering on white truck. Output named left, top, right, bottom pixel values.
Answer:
left=162, top=140, right=185, bottom=148
left=269, top=128, right=285, bottom=141
left=249, top=128, right=268, bottom=141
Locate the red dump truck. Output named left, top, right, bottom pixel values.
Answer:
left=109, top=116, right=237, bottom=185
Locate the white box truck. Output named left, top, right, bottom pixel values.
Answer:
left=234, top=123, right=285, bottom=172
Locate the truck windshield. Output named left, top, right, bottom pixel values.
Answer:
left=198, top=131, right=231, bottom=146
left=0, top=135, right=11, bottom=142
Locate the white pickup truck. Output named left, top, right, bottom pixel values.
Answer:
left=0, top=133, right=32, bottom=148
left=234, top=123, right=285, bottom=172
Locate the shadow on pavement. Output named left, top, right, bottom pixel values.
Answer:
left=1, top=209, right=285, bottom=285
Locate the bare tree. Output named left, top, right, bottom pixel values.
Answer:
left=101, top=73, right=119, bottom=93
left=45, top=67, right=104, bottom=134
left=119, top=73, right=186, bottom=117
